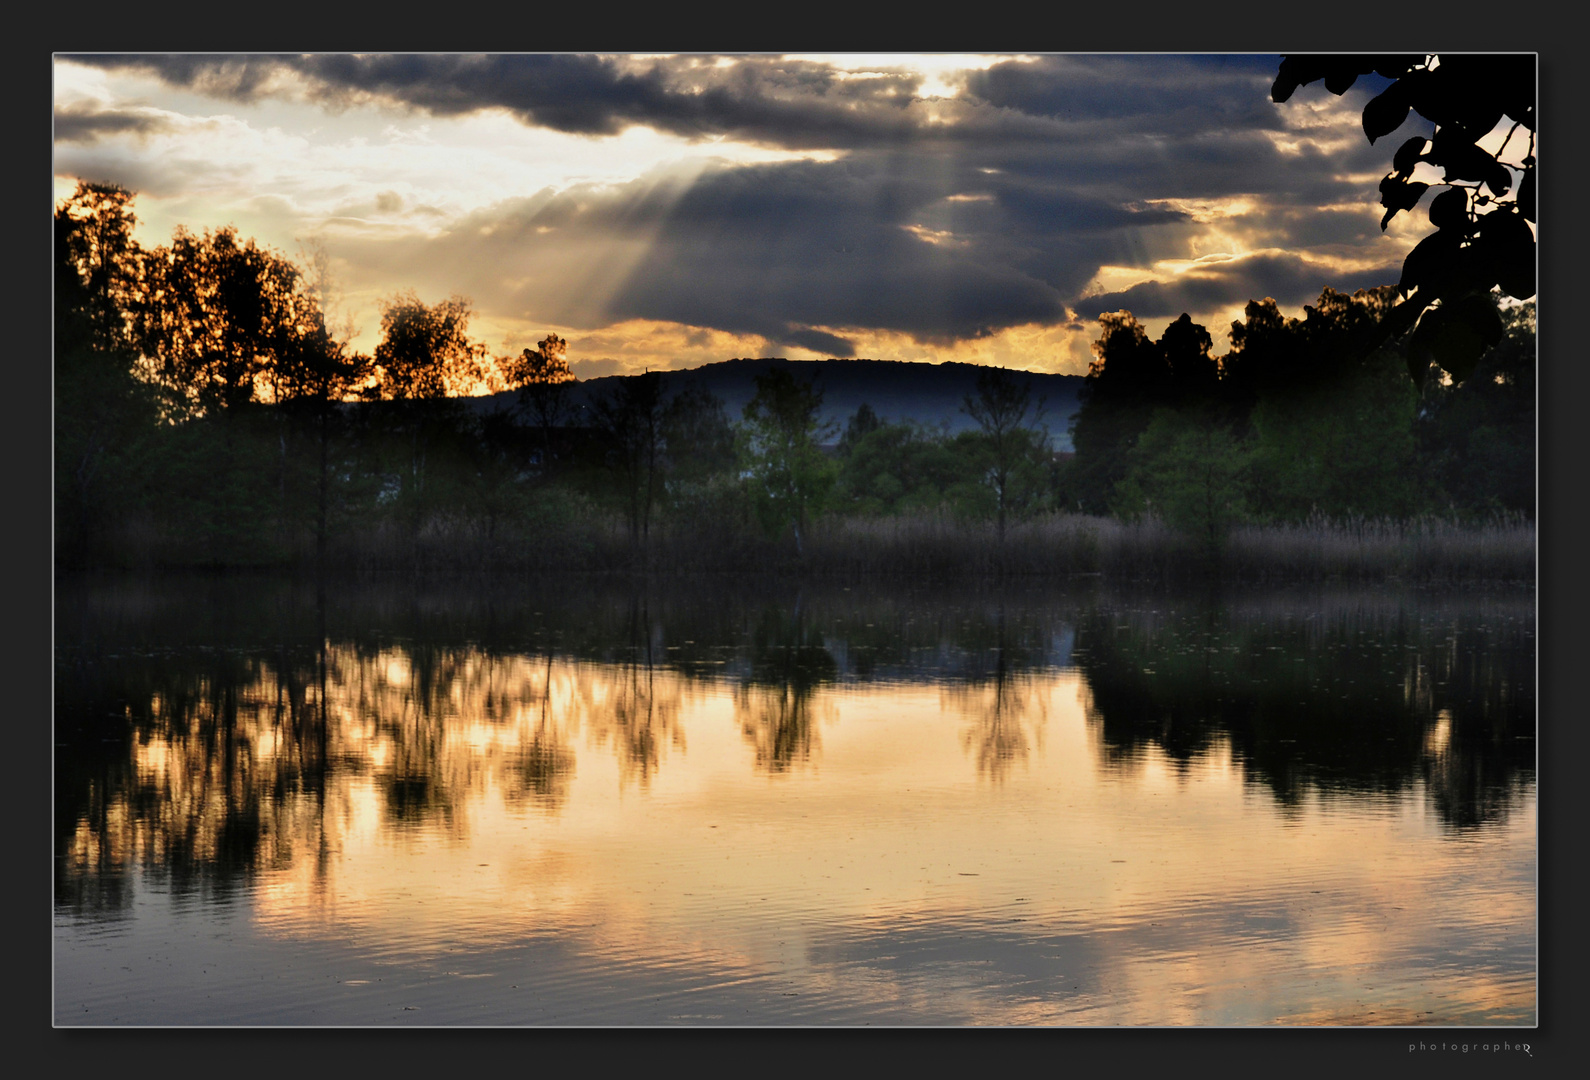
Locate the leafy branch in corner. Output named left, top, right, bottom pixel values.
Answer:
left=1273, top=54, right=1535, bottom=386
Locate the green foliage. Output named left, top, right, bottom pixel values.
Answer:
left=1068, top=311, right=1226, bottom=514
left=1245, top=348, right=1421, bottom=521
left=1066, top=287, right=1498, bottom=537
left=837, top=417, right=958, bottom=516
left=1115, top=410, right=1251, bottom=549
left=961, top=367, right=1049, bottom=540
left=741, top=370, right=838, bottom=550
left=590, top=371, right=666, bottom=547
left=836, top=402, right=883, bottom=456
left=660, top=384, right=738, bottom=520
left=53, top=179, right=1532, bottom=575
left=1414, top=301, right=1535, bottom=516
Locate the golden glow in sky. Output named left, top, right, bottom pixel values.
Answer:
left=54, top=53, right=1451, bottom=380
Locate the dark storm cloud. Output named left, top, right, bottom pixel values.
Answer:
left=57, top=53, right=1417, bottom=350
left=1236, top=204, right=1385, bottom=250
left=784, top=327, right=857, bottom=356
left=600, top=156, right=1070, bottom=346
left=1077, top=251, right=1403, bottom=322
left=65, top=53, right=943, bottom=150
left=64, top=53, right=1320, bottom=156
left=368, top=139, right=1400, bottom=349
left=53, top=101, right=177, bottom=142
left=964, top=54, right=1286, bottom=132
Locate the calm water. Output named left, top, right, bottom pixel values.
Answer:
left=53, top=575, right=1536, bottom=1026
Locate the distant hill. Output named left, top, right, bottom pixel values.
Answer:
left=471, top=358, right=1085, bottom=451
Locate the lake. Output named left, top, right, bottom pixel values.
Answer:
left=53, top=574, right=1536, bottom=1026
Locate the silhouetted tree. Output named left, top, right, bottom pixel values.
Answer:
left=505, top=332, right=574, bottom=477
left=1159, top=313, right=1220, bottom=400
left=1067, top=312, right=1172, bottom=513
left=369, top=291, right=487, bottom=403
left=1114, top=410, right=1251, bottom=550
left=269, top=249, right=371, bottom=566
left=135, top=225, right=313, bottom=417
left=1415, top=299, right=1535, bottom=515
left=962, top=366, right=1045, bottom=544
left=1068, top=290, right=1431, bottom=527
left=659, top=384, right=737, bottom=515
left=837, top=402, right=883, bottom=456
left=55, top=182, right=142, bottom=355
left=367, top=291, right=488, bottom=508
left=55, top=183, right=158, bottom=565
left=590, top=370, right=667, bottom=557
left=836, top=418, right=963, bottom=517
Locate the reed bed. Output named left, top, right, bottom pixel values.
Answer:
left=1221, top=511, right=1535, bottom=583
left=266, top=508, right=1535, bottom=583
left=89, top=502, right=1533, bottom=584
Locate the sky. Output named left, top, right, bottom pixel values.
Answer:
left=51, top=52, right=1518, bottom=383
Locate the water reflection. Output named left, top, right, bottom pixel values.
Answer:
left=1071, top=593, right=1534, bottom=829
left=943, top=605, right=1049, bottom=782
left=736, top=597, right=836, bottom=773
left=54, top=576, right=1534, bottom=1024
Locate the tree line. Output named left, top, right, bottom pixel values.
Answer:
left=55, top=182, right=1532, bottom=572
left=1065, top=288, right=1533, bottom=550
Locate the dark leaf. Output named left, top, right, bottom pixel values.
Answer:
left=1399, top=68, right=1449, bottom=126
left=1405, top=351, right=1429, bottom=391
left=1392, top=136, right=1427, bottom=176
left=1450, top=291, right=1505, bottom=351
left=1373, top=55, right=1424, bottom=80
left=1408, top=298, right=1495, bottom=385
left=1399, top=230, right=1460, bottom=296
left=1479, top=208, right=1536, bottom=300
left=1433, top=58, right=1505, bottom=139
left=1493, top=55, right=1536, bottom=123
left=1324, top=69, right=1358, bottom=95
left=1363, top=82, right=1411, bottom=143
left=1272, top=56, right=1326, bottom=103
left=1427, top=187, right=1469, bottom=229
left=1379, top=175, right=1429, bottom=228
left=1427, top=135, right=1509, bottom=194
left=1517, top=168, right=1535, bottom=223
left=1482, top=157, right=1513, bottom=197
left=1381, top=289, right=1426, bottom=342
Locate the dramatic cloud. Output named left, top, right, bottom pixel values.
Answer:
left=53, top=53, right=1443, bottom=373
left=1077, top=250, right=1404, bottom=322
left=53, top=101, right=178, bottom=142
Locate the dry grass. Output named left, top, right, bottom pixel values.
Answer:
left=1222, top=511, right=1535, bottom=583
left=85, top=506, right=1534, bottom=584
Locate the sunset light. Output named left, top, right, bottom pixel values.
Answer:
left=54, top=52, right=1538, bottom=1034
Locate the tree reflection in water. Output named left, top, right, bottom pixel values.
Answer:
left=943, top=604, right=1048, bottom=783
left=734, top=594, right=836, bottom=773
left=1072, top=592, right=1534, bottom=830
left=504, top=649, right=575, bottom=811
left=55, top=576, right=1534, bottom=922
left=582, top=590, right=684, bottom=788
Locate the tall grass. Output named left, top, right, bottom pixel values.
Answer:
left=1222, top=511, right=1535, bottom=583
left=214, top=507, right=1535, bottom=583
left=79, top=491, right=1533, bottom=583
